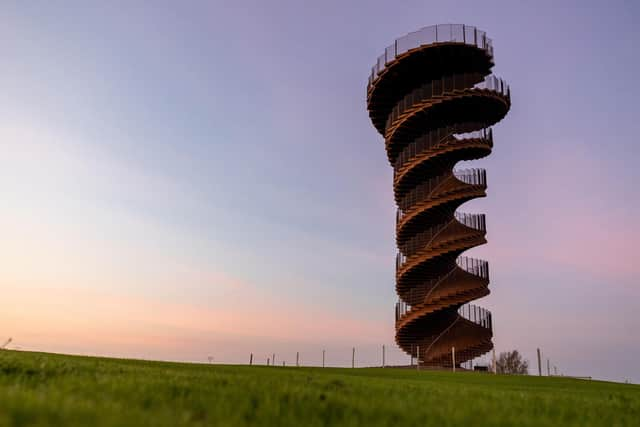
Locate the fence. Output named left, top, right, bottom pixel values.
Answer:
left=240, top=342, right=495, bottom=370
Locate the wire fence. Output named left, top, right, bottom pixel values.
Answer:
left=207, top=343, right=494, bottom=372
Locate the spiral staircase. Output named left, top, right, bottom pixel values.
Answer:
left=367, top=24, right=511, bottom=367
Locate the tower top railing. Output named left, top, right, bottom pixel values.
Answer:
left=368, top=24, right=494, bottom=91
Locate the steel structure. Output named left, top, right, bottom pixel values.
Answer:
left=366, top=24, right=511, bottom=367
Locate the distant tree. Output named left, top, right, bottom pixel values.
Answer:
left=496, top=350, right=529, bottom=374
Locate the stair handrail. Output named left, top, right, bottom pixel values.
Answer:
left=394, top=131, right=454, bottom=176
left=421, top=315, right=461, bottom=365
left=422, top=265, right=458, bottom=306
left=397, top=217, right=457, bottom=269
left=398, top=173, right=457, bottom=220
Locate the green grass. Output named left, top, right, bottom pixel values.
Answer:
left=0, top=350, right=638, bottom=426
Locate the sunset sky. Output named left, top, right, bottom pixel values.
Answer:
left=2, top=0, right=639, bottom=382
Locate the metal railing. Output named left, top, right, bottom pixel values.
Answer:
left=395, top=300, right=411, bottom=322
left=395, top=302, right=492, bottom=330
left=394, top=127, right=492, bottom=172
left=368, top=24, right=493, bottom=90
left=454, top=212, right=486, bottom=231
left=395, top=257, right=489, bottom=321
left=396, top=169, right=486, bottom=222
left=455, top=168, right=487, bottom=186
left=474, top=74, right=509, bottom=94
left=385, top=73, right=509, bottom=132
left=397, top=220, right=450, bottom=262
left=452, top=128, right=492, bottom=141
left=397, top=173, right=452, bottom=216
left=456, top=256, right=489, bottom=279
left=396, top=213, right=486, bottom=265
left=458, top=303, right=492, bottom=330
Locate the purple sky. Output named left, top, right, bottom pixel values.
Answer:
left=2, top=1, right=639, bottom=382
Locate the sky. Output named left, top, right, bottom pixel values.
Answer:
left=1, top=0, right=639, bottom=382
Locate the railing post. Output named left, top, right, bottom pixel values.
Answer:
left=452, top=346, right=456, bottom=372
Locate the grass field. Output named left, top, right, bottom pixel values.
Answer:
left=0, top=350, right=638, bottom=426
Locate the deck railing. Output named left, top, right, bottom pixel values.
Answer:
left=457, top=303, right=492, bottom=330
left=368, top=24, right=493, bottom=90
left=454, top=212, right=486, bottom=232
left=396, top=212, right=486, bottom=266
left=395, top=259, right=490, bottom=321
left=393, top=127, right=492, bottom=172
left=454, top=168, right=487, bottom=186
left=385, top=74, right=509, bottom=132
left=396, top=169, right=486, bottom=222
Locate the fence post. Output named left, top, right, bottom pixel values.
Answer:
left=416, top=345, right=420, bottom=371
left=547, top=359, right=550, bottom=376
left=537, top=348, right=542, bottom=376
left=322, top=350, right=325, bottom=368
left=452, top=347, right=456, bottom=372
left=273, top=353, right=276, bottom=366
left=267, top=358, right=270, bottom=366
left=352, top=347, right=355, bottom=368
left=411, top=344, right=414, bottom=367
left=492, top=349, right=496, bottom=374
left=250, top=353, right=253, bottom=366
left=382, top=345, right=386, bottom=368
left=296, top=352, right=299, bottom=367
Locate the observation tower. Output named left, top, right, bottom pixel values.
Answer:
left=366, top=24, right=511, bottom=367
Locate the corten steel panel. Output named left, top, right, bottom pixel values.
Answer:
left=367, top=24, right=511, bottom=368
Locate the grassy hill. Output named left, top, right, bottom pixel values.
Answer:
left=0, top=350, right=638, bottom=426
